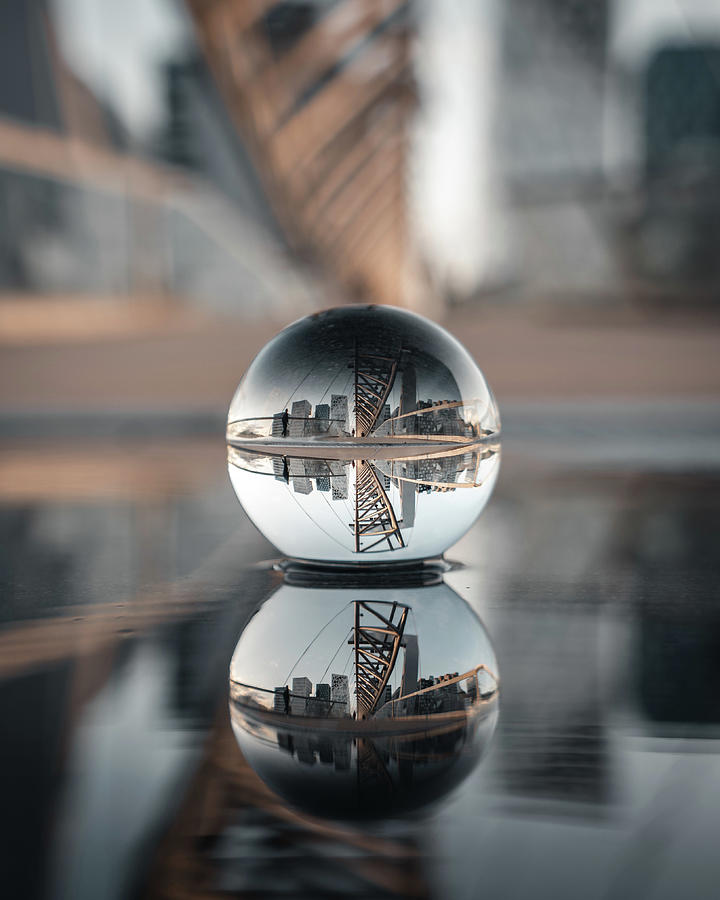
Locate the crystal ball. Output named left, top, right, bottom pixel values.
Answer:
left=229, top=578, right=499, bottom=820
left=227, top=306, right=501, bottom=563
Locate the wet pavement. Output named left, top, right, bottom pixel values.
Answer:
left=2, top=408, right=719, bottom=899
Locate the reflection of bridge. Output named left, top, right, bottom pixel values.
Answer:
left=229, top=601, right=499, bottom=733
left=353, top=462, right=405, bottom=553
left=230, top=677, right=499, bottom=735
left=353, top=600, right=409, bottom=718
left=229, top=597, right=499, bottom=724
left=375, top=665, right=499, bottom=718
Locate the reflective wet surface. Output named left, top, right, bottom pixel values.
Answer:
left=2, top=412, right=720, bottom=898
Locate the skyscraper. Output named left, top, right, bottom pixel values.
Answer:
left=331, top=395, right=349, bottom=432
left=271, top=413, right=284, bottom=437
left=290, top=399, right=312, bottom=436
left=307, top=684, right=331, bottom=717
left=291, top=676, right=312, bottom=715
left=331, top=673, right=350, bottom=717
left=273, top=687, right=286, bottom=713
left=331, top=473, right=348, bottom=500
left=316, top=683, right=331, bottom=701
left=401, top=635, right=419, bottom=715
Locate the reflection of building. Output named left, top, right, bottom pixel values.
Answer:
left=272, top=456, right=289, bottom=481
left=331, top=674, right=349, bottom=717
left=277, top=730, right=353, bottom=773
left=296, top=739, right=316, bottom=765
left=292, top=476, right=312, bottom=494
left=379, top=446, right=498, bottom=492
left=331, top=475, right=348, bottom=500
left=401, top=478, right=416, bottom=529
left=268, top=457, right=353, bottom=497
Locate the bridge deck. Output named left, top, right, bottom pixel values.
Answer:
left=226, top=434, right=499, bottom=461
left=230, top=695, right=498, bottom=738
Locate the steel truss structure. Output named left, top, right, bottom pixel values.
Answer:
left=353, top=462, right=405, bottom=553
left=352, top=600, right=408, bottom=717
left=354, top=343, right=398, bottom=436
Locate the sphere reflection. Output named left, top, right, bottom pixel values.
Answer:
left=229, top=579, right=499, bottom=820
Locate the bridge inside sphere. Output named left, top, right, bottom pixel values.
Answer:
left=353, top=462, right=405, bottom=553
left=354, top=342, right=399, bottom=437
left=353, top=600, right=409, bottom=718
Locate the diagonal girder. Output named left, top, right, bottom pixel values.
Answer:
left=352, top=600, right=408, bottom=718
left=354, top=340, right=398, bottom=437
left=353, top=462, right=404, bottom=553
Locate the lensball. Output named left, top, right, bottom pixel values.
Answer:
left=226, top=306, right=501, bottom=564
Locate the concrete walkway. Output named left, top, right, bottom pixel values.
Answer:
left=2, top=306, right=719, bottom=416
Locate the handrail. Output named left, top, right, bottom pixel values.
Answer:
left=231, top=663, right=499, bottom=716
left=397, top=663, right=499, bottom=702
left=230, top=679, right=347, bottom=711
left=228, top=415, right=347, bottom=424
left=381, top=398, right=485, bottom=424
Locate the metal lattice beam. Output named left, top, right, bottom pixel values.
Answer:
left=354, top=341, right=398, bottom=437
left=187, top=0, right=418, bottom=306
left=353, top=462, right=404, bottom=553
left=352, top=600, right=408, bottom=718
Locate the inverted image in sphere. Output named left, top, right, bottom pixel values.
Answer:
left=226, top=306, right=501, bottom=564
left=229, top=579, right=499, bottom=820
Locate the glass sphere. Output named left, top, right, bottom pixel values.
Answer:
left=228, top=578, right=499, bottom=821
left=227, top=305, right=501, bottom=563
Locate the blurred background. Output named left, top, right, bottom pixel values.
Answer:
left=2, top=0, right=720, bottom=406
left=2, top=1, right=720, bottom=899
